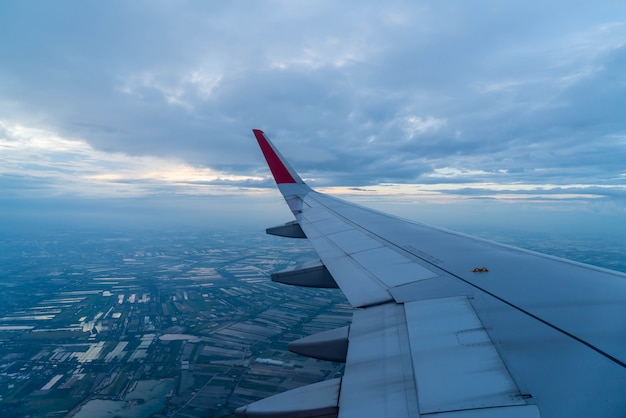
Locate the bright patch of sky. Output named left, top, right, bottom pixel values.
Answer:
left=1, top=1, right=626, bottom=229
left=0, top=121, right=264, bottom=198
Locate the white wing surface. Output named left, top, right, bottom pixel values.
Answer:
left=235, top=130, right=626, bottom=418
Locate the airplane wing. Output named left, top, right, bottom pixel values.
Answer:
left=235, top=129, right=626, bottom=418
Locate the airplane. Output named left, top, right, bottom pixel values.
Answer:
left=235, top=129, right=626, bottom=418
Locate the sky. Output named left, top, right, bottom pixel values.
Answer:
left=2, top=1, right=626, bottom=235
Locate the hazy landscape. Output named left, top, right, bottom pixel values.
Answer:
left=0, top=219, right=624, bottom=417
left=0, top=227, right=350, bottom=417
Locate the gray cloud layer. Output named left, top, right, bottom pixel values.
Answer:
left=2, top=1, right=626, bottom=191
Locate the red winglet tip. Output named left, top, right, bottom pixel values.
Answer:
left=253, top=129, right=298, bottom=184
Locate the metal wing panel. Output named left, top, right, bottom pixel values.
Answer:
left=299, top=217, right=351, bottom=239
left=338, top=297, right=540, bottom=418
left=297, top=191, right=445, bottom=307
left=338, top=303, right=420, bottom=418
left=295, top=193, right=394, bottom=307
left=322, top=229, right=384, bottom=255
left=405, top=296, right=525, bottom=413
left=306, top=191, right=626, bottom=366
left=350, top=247, right=439, bottom=287
left=313, top=252, right=392, bottom=306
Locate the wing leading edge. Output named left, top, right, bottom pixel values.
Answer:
left=235, top=130, right=626, bottom=418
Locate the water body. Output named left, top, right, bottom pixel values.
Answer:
left=72, top=379, right=173, bottom=418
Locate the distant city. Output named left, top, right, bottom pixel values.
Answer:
left=0, top=225, right=624, bottom=417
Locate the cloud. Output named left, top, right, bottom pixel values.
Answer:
left=0, top=121, right=264, bottom=198
left=118, top=70, right=224, bottom=110
left=1, top=0, right=626, bottom=209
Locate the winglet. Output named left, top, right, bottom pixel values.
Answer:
left=253, top=129, right=304, bottom=185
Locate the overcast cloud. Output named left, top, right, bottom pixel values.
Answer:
left=2, top=1, right=626, bottom=228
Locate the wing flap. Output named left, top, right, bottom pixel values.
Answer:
left=338, top=303, right=419, bottom=417
left=405, top=296, right=525, bottom=413
left=338, top=297, right=535, bottom=417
